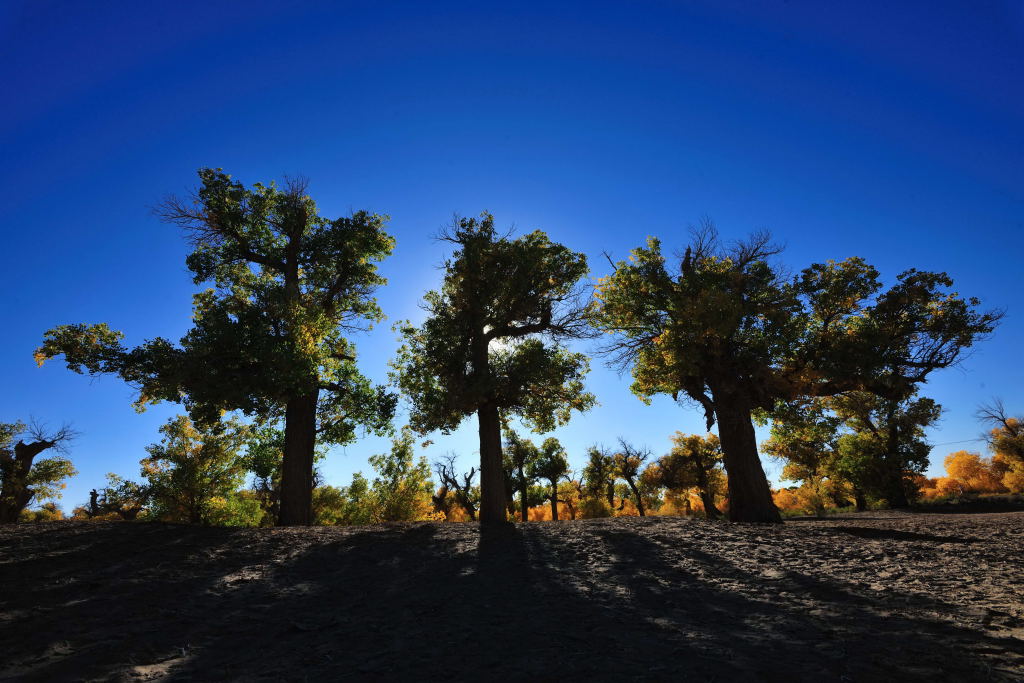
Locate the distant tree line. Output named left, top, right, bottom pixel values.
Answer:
left=22, top=168, right=1003, bottom=526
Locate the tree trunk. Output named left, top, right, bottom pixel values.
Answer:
left=699, top=489, right=722, bottom=519
left=477, top=402, right=507, bottom=525
left=0, top=440, right=54, bottom=524
left=714, top=396, right=782, bottom=523
left=627, top=481, right=645, bottom=516
left=549, top=480, right=559, bottom=521
left=694, top=465, right=723, bottom=519
left=278, top=392, right=319, bottom=526
left=606, top=481, right=615, bottom=509
left=883, top=418, right=910, bottom=508
left=854, top=488, right=867, bottom=512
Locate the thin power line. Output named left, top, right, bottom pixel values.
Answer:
left=931, top=437, right=985, bottom=447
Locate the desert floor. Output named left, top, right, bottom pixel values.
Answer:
left=1, top=510, right=1022, bottom=681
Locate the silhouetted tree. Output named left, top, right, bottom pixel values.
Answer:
left=37, top=169, right=397, bottom=526
left=613, top=440, right=650, bottom=516
left=434, top=453, right=480, bottom=521
left=592, top=224, right=1000, bottom=522
left=0, top=421, right=76, bottom=524
left=393, top=213, right=595, bottom=525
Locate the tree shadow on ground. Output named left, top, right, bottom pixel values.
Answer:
left=1, top=519, right=1020, bottom=681
left=833, top=526, right=978, bottom=544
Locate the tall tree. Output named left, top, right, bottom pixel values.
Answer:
left=141, top=414, right=250, bottom=525
left=528, top=437, right=570, bottom=521
left=0, top=421, right=76, bottom=524
left=36, top=169, right=397, bottom=525
left=591, top=224, right=1000, bottom=522
left=392, top=213, right=595, bottom=525
left=658, top=432, right=725, bottom=519
left=504, top=430, right=541, bottom=522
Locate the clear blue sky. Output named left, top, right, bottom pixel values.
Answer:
left=2, top=1, right=1022, bottom=511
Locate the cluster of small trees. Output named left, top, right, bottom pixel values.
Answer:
left=770, top=399, right=1024, bottom=515
left=18, top=169, right=1003, bottom=527
left=48, top=417, right=729, bottom=527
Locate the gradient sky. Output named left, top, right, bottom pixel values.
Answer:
left=3, top=0, right=1022, bottom=512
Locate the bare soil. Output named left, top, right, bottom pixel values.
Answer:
left=1, top=511, right=1022, bottom=681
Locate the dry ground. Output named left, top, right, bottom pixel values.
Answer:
left=1, top=511, right=1022, bottom=681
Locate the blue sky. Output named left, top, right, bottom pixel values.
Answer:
left=2, top=0, right=1022, bottom=511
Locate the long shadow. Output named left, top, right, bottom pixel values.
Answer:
left=2, top=520, right=1021, bottom=681
left=589, top=524, right=1023, bottom=681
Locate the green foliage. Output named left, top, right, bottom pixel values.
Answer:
left=367, top=427, right=435, bottom=522
left=321, top=474, right=375, bottom=526
left=207, top=491, right=264, bottom=527
left=1, top=421, right=76, bottom=523
left=582, top=446, right=616, bottom=501
left=36, top=169, right=397, bottom=525
left=765, top=391, right=941, bottom=507
left=529, top=437, right=569, bottom=491
left=592, top=225, right=999, bottom=521
left=310, top=433, right=436, bottom=526
left=658, top=432, right=726, bottom=516
left=391, top=213, right=595, bottom=435
left=593, top=226, right=999, bottom=420
left=141, top=414, right=250, bottom=525
left=96, top=473, right=150, bottom=520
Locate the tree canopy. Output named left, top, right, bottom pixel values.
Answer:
left=392, top=213, right=595, bottom=524
left=141, top=414, right=251, bottom=525
left=36, top=169, right=397, bottom=525
left=591, top=224, right=1001, bottom=522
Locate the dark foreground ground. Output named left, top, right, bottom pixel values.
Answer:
left=1, top=511, right=1022, bottom=682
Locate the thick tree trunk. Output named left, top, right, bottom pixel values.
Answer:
left=278, top=392, right=318, bottom=526
left=714, top=397, right=782, bottom=523
left=694, top=466, right=723, bottom=519
left=477, top=402, right=507, bottom=525
left=606, top=481, right=615, bottom=509
left=0, top=440, right=54, bottom=524
left=854, top=488, right=867, bottom=512
left=884, top=468, right=910, bottom=508
left=699, top=490, right=722, bottom=519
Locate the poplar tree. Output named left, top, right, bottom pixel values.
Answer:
left=592, top=224, right=1000, bottom=522
left=392, top=213, right=594, bottom=525
left=37, top=169, right=396, bottom=525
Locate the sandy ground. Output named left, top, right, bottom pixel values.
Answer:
left=1, top=511, right=1022, bottom=682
